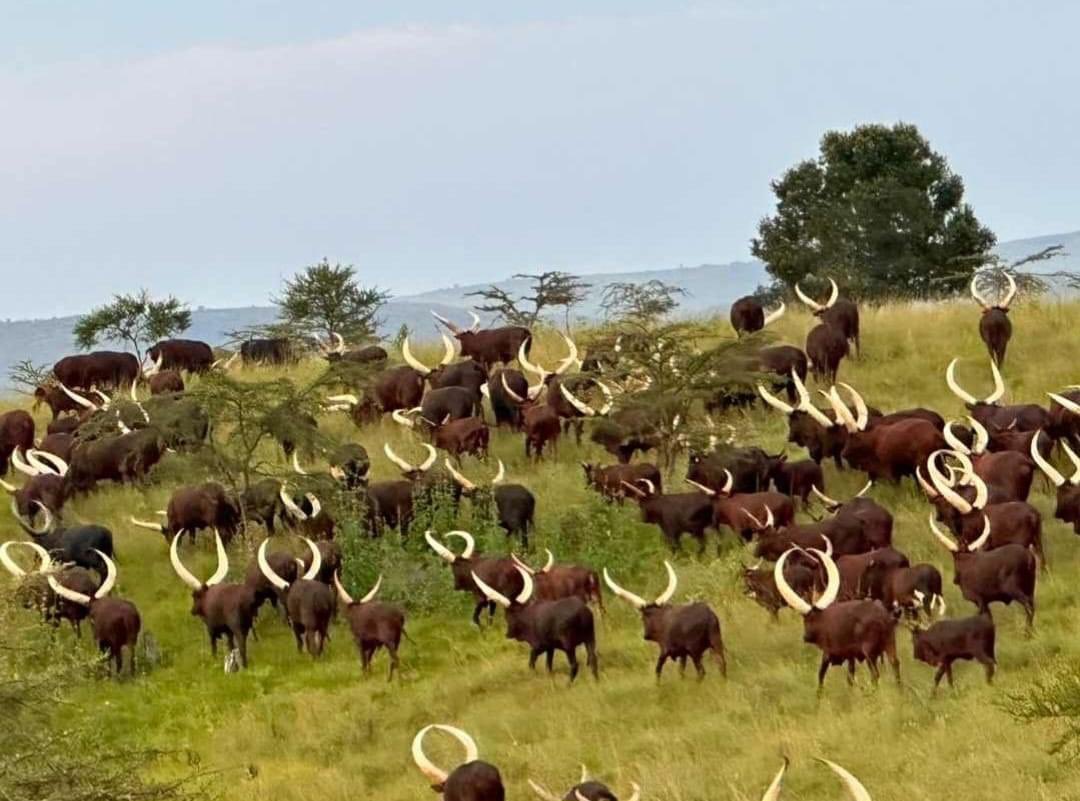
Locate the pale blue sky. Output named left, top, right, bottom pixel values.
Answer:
left=3, top=1, right=1078, bottom=319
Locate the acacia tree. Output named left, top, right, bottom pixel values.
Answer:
left=599, top=279, right=684, bottom=325
left=752, top=123, right=996, bottom=300
left=72, top=290, right=191, bottom=362
left=467, top=271, right=591, bottom=329
left=274, top=259, right=388, bottom=344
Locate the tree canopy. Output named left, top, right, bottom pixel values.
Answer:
left=274, top=259, right=388, bottom=344
left=751, top=122, right=996, bottom=300
left=467, top=271, right=591, bottom=330
left=72, top=290, right=191, bottom=361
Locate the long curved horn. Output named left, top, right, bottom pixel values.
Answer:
left=968, top=470, right=989, bottom=510
left=130, top=515, right=165, bottom=533
left=58, top=383, right=98, bottom=410
left=685, top=478, right=717, bottom=497
left=518, top=341, right=549, bottom=380
left=11, top=500, right=51, bottom=535
left=1050, top=392, right=1080, bottom=417
left=815, top=758, right=873, bottom=801
left=332, top=332, right=346, bottom=354
left=985, top=359, right=1005, bottom=404
left=825, top=388, right=859, bottom=434
left=418, top=443, right=437, bottom=472
left=593, top=380, right=614, bottom=415
left=928, top=514, right=960, bottom=553
left=792, top=371, right=835, bottom=428
left=0, top=540, right=49, bottom=577
left=430, top=311, right=462, bottom=334
left=837, top=383, right=868, bottom=431
left=811, top=484, right=841, bottom=509
left=291, top=452, right=309, bottom=476
left=761, top=760, right=788, bottom=801
left=527, top=780, right=562, bottom=801
left=824, top=277, right=839, bottom=308
left=444, top=459, right=476, bottom=491
left=774, top=549, right=813, bottom=615
left=620, top=480, right=647, bottom=499
left=0, top=478, right=16, bottom=494
left=279, top=486, right=308, bottom=521
left=500, top=373, right=526, bottom=404
left=206, top=530, right=229, bottom=586
left=811, top=547, right=840, bottom=609
left=968, top=417, right=990, bottom=455
left=425, top=530, right=457, bottom=563
left=169, top=532, right=203, bottom=590
left=927, top=451, right=973, bottom=514
left=471, top=570, right=512, bottom=608
left=468, top=311, right=481, bottom=332
left=742, top=508, right=764, bottom=529
left=28, top=449, right=68, bottom=477
left=758, top=384, right=795, bottom=415
left=11, top=448, right=40, bottom=477
left=970, top=273, right=991, bottom=309
left=446, top=530, right=476, bottom=559
left=603, top=568, right=648, bottom=609
left=333, top=572, right=356, bottom=605
left=93, top=550, right=117, bottom=598
left=391, top=409, right=416, bottom=429
left=402, top=337, right=432, bottom=375
left=559, top=383, right=595, bottom=417
left=555, top=334, right=579, bottom=375
left=326, top=393, right=360, bottom=407
left=411, top=725, right=477, bottom=786
left=762, top=301, right=786, bottom=327
left=1000, top=271, right=1017, bottom=309
left=794, top=281, right=825, bottom=312
left=720, top=469, right=734, bottom=495
left=91, top=389, right=112, bottom=409
left=945, top=359, right=978, bottom=405
left=257, top=539, right=290, bottom=591
left=915, top=466, right=939, bottom=498
left=301, top=538, right=322, bottom=581
left=0, top=542, right=25, bottom=577
left=968, top=515, right=992, bottom=551
left=655, top=560, right=678, bottom=605
left=304, top=493, right=322, bottom=519
left=516, top=564, right=534, bottom=603
left=943, top=422, right=972, bottom=455
left=384, top=443, right=416, bottom=473
left=511, top=553, right=535, bottom=575
left=491, top=460, right=505, bottom=485
left=48, top=573, right=93, bottom=606
left=1060, top=439, right=1080, bottom=485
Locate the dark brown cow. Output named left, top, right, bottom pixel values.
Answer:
left=729, top=296, right=785, bottom=336
left=768, top=458, right=824, bottom=507
left=928, top=516, right=1036, bottom=629
left=512, top=550, right=604, bottom=611
left=257, top=538, right=335, bottom=656
left=130, top=481, right=241, bottom=543
left=1, top=540, right=99, bottom=635
left=834, top=547, right=910, bottom=601
left=244, top=548, right=299, bottom=616
left=444, top=460, right=535, bottom=545
left=334, top=572, right=406, bottom=680
left=684, top=474, right=795, bottom=544
left=0, top=410, right=34, bottom=476
left=809, top=483, right=894, bottom=548
left=971, top=272, right=1015, bottom=365
left=774, top=547, right=900, bottom=690
left=1029, top=432, right=1080, bottom=534
left=148, top=339, right=215, bottom=373
left=371, top=365, right=427, bottom=415
left=65, top=428, right=167, bottom=494
left=750, top=511, right=871, bottom=561
left=620, top=479, right=714, bottom=553
left=796, top=277, right=861, bottom=356
left=912, top=611, right=996, bottom=692
left=318, top=333, right=388, bottom=366
left=432, top=310, right=531, bottom=370
left=426, top=530, right=525, bottom=626
left=742, top=555, right=821, bottom=620
left=757, top=345, right=809, bottom=404
left=365, top=443, right=440, bottom=533
left=241, top=338, right=293, bottom=365
left=805, top=323, right=848, bottom=384
left=582, top=462, right=662, bottom=503
left=412, top=725, right=504, bottom=801
left=604, top=562, right=726, bottom=680
left=473, top=565, right=598, bottom=682
left=526, top=767, right=637, bottom=801
left=484, top=368, right=530, bottom=429
left=403, top=336, right=489, bottom=396
left=48, top=551, right=140, bottom=675
left=53, top=351, right=140, bottom=390
left=148, top=370, right=185, bottom=395
left=1048, top=388, right=1080, bottom=447
left=0, top=454, right=67, bottom=516
left=34, top=384, right=84, bottom=420
left=945, top=358, right=1051, bottom=432
left=884, top=564, right=946, bottom=618
left=524, top=404, right=562, bottom=460
left=686, top=445, right=783, bottom=494
left=758, top=375, right=848, bottom=468
left=169, top=530, right=258, bottom=668
left=36, top=435, right=76, bottom=466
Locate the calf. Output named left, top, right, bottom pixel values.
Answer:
left=474, top=565, right=598, bottom=682
left=169, top=530, right=258, bottom=668
left=48, top=550, right=141, bottom=675
left=334, top=572, right=406, bottom=680
left=426, top=530, right=524, bottom=626
left=912, top=612, right=996, bottom=692
left=412, top=725, right=505, bottom=801
left=604, top=562, right=726, bottom=680
left=257, top=538, right=335, bottom=656
left=774, top=547, right=900, bottom=690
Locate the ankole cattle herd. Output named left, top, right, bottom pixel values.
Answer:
left=2, top=276, right=1078, bottom=800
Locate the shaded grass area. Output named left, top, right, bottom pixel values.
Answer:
left=3, top=300, right=1080, bottom=800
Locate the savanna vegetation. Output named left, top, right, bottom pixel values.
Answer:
left=4, top=297, right=1080, bottom=801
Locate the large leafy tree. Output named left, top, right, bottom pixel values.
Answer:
left=274, top=259, right=388, bottom=343
left=752, top=123, right=996, bottom=299
left=73, top=290, right=191, bottom=361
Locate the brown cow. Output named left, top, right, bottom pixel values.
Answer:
left=512, top=549, right=603, bottom=611
left=334, top=572, right=406, bottom=680
left=412, top=725, right=505, bottom=801
left=582, top=462, right=662, bottom=503
left=1029, top=431, right=1080, bottom=534
left=426, top=529, right=525, bottom=626
left=971, top=272, right=1015, bottom=365
left=432, top=310, right=531, bottom=370
left=257, top=538, right=335, bottom=656
left=729, top=296, right=785, bottom=336
left=0, top=411, right=34, bottom=476
left=796, top=277, right=861, bottom=357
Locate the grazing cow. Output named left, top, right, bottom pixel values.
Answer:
left=334, top=572, right=406, bottom=680
left=412, top=725, right=505, bottom=801
left=928, top=516, right=1036, bottom=629
left=257, top=538, right=335, bottom=656
left=756, top=345, right=809, bottom=403
left=0, top=540, right=100, bottom=635
left=912, top=612, right=997, bottom=692
left=1029, top=432, right=1080, bottom=534
left=621, top=479, right=715, bottom=553
left=684, top=473, right=795, bottom=544
left=412, top=414, right=490, bottom=459
left=943, top=418, right=1034, bottom=502
left=827, top=385, right=945, bottom=481
left=148, top=339, right=215, bottom=373
left=768, top=458, right=824, bottom=506
left=241, top=338, right=293, bottom=365
left=743, top=555, right=820, bottom=620
left=512, top=550, right=604, bottom=611
left=130, top=481, right=242, bottom=543
left=473, top=565, right=599, bottom=682
left=583, top=462, right=663, bottom=503
left=796, top=277, right=861, bottom=356
left=318, top=333, right=388, bottom=366
left=774, top=547, right=900, bottom=690
left=147, top=370, right=185, bottom=395
left=971, top=272, right=1016, bottom=365
left=417, top=386, right=481, bottom=425
left=884, top=564, right=946, bottom=618
left=48, top=551, right=141, bottom=675
left=588, top=407, right=661, bottom=464
left=526, top=766, right=638, bottom=801
left=36, top=434, right=76, bottom=466
left=604, top=562, right=726, bottom=680
left=65, top=428, right=167, bottom=494
left=426, top=529, right=525, bottom=626
left=34, top=384, right=85, bottom=420
left=686, top=445, right=783, bottom=495
left=370, top=365, right=427, bottom=415
left=805, top=323, right=849, bottom=383
left=945, top=358, right=1052, bottom=432
left=444, top=460, right=535, bottom=545
left=169, top=530, right=258, bottom=668
left=758, top=375, right=848, bottom=468
left=53, top=351, right=140, bottom=390
left=364, top=443, right=445, bottom=533
left=9, top=506, right=114, bottom=573
left=834, top=547, right=909, bottom=601
left=0, top=410, right=34, bottom=476
left=729, top=296, right=785, bottom=335
left=809, top=483, right=894, bottom=548
left=1, top=469, right=67, bottom=518
left=432, top=310, right=531, bottom=370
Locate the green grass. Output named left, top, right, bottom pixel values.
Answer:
left=5, top=299, right=1080, bottom=800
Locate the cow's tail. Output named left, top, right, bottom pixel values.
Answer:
left=708, top=618, right=727, bottom=677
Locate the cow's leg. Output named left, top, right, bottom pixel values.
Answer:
left=980, top=656, right=996, bottom=685
left=846, top=659, right=856, bottom=686
left=817, top=654, right=831, bottom=692
left=545, top=649, right=555, bottom=673
left=387, top=645, right=399, bottom=682
left=691, top=654, right=706, bottom=680
left=566, top=648, right=579, bottom=683
left=585, top=640, right=599, bottom=679
left=945, top=661, right=955, bottom=688
left=678, top=655, right=687, bottom=677
left=655, top=653, right=669, bottom=681
left=528, top=647, right=542, bottom=671
left=932, top=664, right=947, bottom=695
left=472, top=602, right=485, bottom=626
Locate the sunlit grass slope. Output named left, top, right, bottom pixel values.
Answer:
left=4, top=299, right=1080, bottom=801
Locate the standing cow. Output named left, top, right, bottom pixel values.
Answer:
left=730, top=296, right=785, bottom=336
left=971, top=271, right=1016, bottom=365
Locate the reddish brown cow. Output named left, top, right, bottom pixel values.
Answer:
left=512, top=550, right=603, bottom=611
left=432, top=310, right=531, bottom=370
left=426, top=530, right=525, bottom=626
left=971, top=272, right=1015, bottom=365
left=334, top=572, right=407, bottom=680
left=1029, top=431, right=1080, bottom=535
left=912, top=611, right=996, bottom=692
left=0, top=411, right=34, bottom=476
left=944, top=418, right=1034, bottom=502
left=796, top=277, right=861, bottom=357
left=582, top=462, right=662, bottom=503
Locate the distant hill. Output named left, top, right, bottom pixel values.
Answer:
left=0, top=232, right=1074, bottom=391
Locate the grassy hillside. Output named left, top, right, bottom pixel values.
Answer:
left=4, top=299, right=1080, bottom=801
